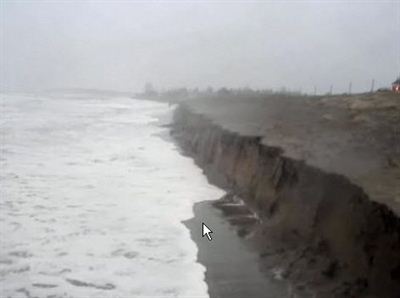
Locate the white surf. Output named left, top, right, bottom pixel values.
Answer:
left=0, top=92, right=224, bottom=298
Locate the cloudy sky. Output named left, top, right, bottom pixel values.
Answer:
left=1, top=1, right=399, bottom=94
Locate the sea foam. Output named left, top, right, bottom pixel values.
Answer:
left=0, top=93, right=224, bottom=297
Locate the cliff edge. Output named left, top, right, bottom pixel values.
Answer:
left=171, top=92, right=400, bottom=298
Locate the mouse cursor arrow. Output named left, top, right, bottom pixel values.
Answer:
left=202, top=223, right=213, bottom=241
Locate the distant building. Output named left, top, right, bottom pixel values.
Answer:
left=392, top=77, right=400, bottom=93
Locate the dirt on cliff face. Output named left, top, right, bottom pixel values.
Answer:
left=184, top=92, right=400, bottom=215
left=171, top=94, right=400, bottom=298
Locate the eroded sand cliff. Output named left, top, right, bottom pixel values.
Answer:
left=172, top=92, right=400, bottom=298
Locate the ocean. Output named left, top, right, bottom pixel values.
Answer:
left=0, top=92, right=224, bottom=297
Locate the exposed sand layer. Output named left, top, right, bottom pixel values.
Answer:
left=184, top=92, right=400, bottom=215
left=171, top=92, right=400, bottom=298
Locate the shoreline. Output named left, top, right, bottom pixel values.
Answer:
left=156, top=106, right=291, bottom=297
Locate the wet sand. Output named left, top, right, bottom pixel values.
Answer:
left=183, top=200, right=290, bottom=298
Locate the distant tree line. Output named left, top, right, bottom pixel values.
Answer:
left=139, top=82, right=304, bottom=100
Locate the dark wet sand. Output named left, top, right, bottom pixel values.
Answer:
left=183, top=200, right=290, bottom=298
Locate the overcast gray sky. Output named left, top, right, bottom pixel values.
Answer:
left=1, top=1, right=399, bottom=94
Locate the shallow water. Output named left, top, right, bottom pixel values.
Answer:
left=0, top=93, right=224, bottom=297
